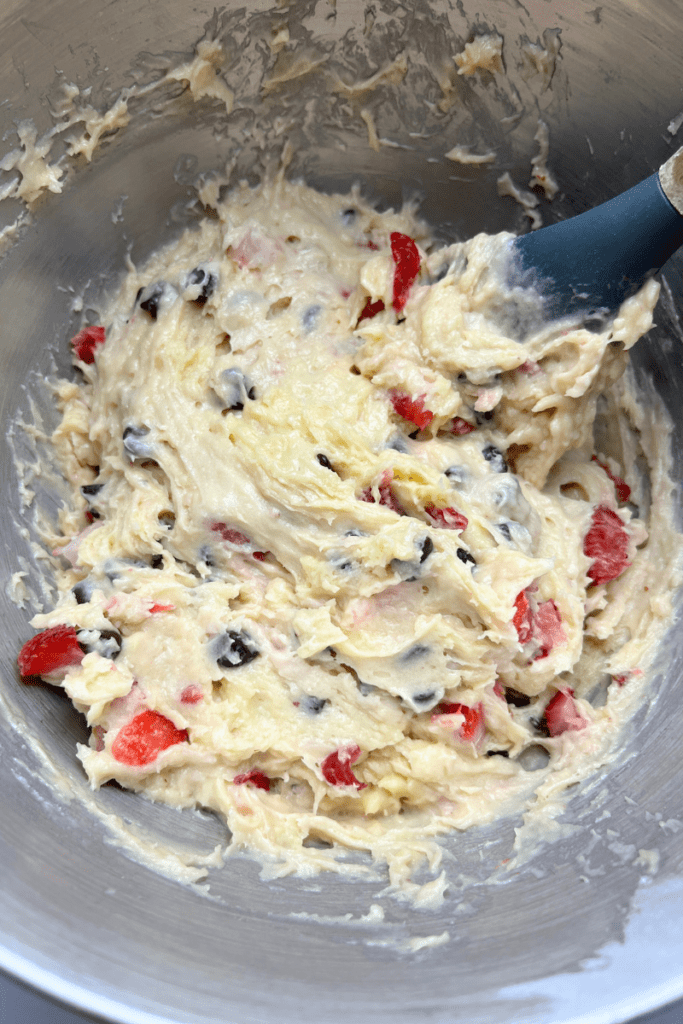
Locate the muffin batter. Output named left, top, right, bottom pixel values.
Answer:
left=16, top=176, right=677, bottom=887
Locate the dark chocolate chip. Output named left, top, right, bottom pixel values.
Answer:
left=217, top=368, right=255, bottom=411
left=401, top=643, right=430, bottom=662
left=497, top=522, right=512, bottom=542
left=81, top=483, right=103, bottom=498
left=420, top=536, right=434, bottom=562
left=317, top=453, right=334, bottom=470
left=486, top=749, right=510, bottom=757
left=483, top=444, right=508, bottom=473
left=72, top=580, right=94, bottom=605
left=78, top=627, right=122, bottom=660
left=445, top=465, right=468, bottom=486
left=531, top=715, right=551, bottom=737
left=456, top=547, right=476, bottom=565
left=301, top=695, right=328, bottom=715
left=504, top=687, right=531, bottom=707
left=187, top=267, right=217, bottom=306
left=138, top=282, right=166, bottom=320
left=214, top=629, right=259, bottom=669
left=150, top=554, right=164, bottom=569
left=412, top=690, right=437, bottom=706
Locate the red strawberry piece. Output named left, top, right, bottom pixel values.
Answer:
left=390, top=232, right=421, bottom=312
left=357, top=297, right=385, bottom=324
left=252, top=551, right=269, bottom=561
left=18, top=624, right=85, bottom=680
left=360, top=472, right=404, bottom=514
left=180, top=685, right=203, bottom=705
left=211, top=522, right=251, bottom=545
left=233, top=769, right=271, bottom=791
left=543, top=688, right=588, bottom=737
left=321, top=745, right=366, bottom=789
left=532, top=600, right=565, bottom=660
left=584, top=505, right=631, bottom=585
left=364, top=240, right=379, bottom=250
left=111, top=709, right=189, bottom=767
left=612, top=672, right=629, bottom=687
left=591, top=456, right=631, bottom=503
left=389, top=389, right=434, bottom=429
left=513, top=591, right=533, bottom=644
left=71, top=325, right=105, bottom=365
left=149, top=602, right=174, bottom=614
left=450, top=417, right=475, bottom=436
left=424, top=503, right=468, bottom=531
left=433, top=702, right=485, bottom=745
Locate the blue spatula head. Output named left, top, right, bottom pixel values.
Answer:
left=504, top=147, right=683, bottom=338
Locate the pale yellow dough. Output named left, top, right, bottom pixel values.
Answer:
left=30, top=176, right=680, bottom=891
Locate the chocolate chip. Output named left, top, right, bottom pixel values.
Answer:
left=456, top=547, right=476, bottom=565
left=77, top=627, right=122, bottom=660
left=497, top=522, right=512, bottom=542
left=420, top=536, right=434, bottom=562
left=483, top=444, right=508, bottom=473
left=401, top=643, right=430, bottom=662
left=504, top=687, right=531, bottom=707
left=186, top=266, right=217, bottom=306
left=445, top=465, right=468, bottom=486
left=150, top=554, right=164, bottom=569
left=317, top=453, right=334, bottom=470
left=81, top=483, right=103, bottom=498
left=122, top=425, right=154, bottom=462
left=531, top=715, right=551, bottom=737
left=214, top=630, right=259, bottom=669
left=72, top=580, right=94, bottom=604
left=412, top=690, right=437, bottom=706
left=486, top=749, right=510, bottom=758
left=301, top=695, right=328, bottom=715
left=216, top=368, right=255, bottom=411
left=138, top=282, right=166, bottom=320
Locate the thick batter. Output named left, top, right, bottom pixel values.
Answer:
left=16, top=176, right=679, bottom=888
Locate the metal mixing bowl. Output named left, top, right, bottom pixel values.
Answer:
left=1, top=2, right=683, bottom=1022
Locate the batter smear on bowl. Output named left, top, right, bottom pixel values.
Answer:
left=16, top=176, right=681, bottom=891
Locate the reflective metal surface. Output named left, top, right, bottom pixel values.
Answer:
left=1, top=2, right=682, bottom=1022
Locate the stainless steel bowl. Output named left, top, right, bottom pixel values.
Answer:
left=1, top=2, right=683, bottom=1022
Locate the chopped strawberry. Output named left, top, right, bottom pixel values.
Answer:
left=363, top=240, right=379, bottom=251
left=512, top=591, right=533, bottom=644
left=321, top=745, right=366, bottom=789
left=425, top=503, right=468, bottom=531
left=211, top=522, right=250, bottom=545
left=532, top=600, right=566, bottom=660
left=252, top=551, right=269, bottom=561
left=450, top=417, right=475, bottom=436
left=543, top=688, right=588, bottom=737
left=433, top=701, right=485, bottom=746
left=71, top=325, right=105, bottom=365
left=111, top=709, right=188, bottom=767
left=149, top=602, right=174, bottom=614
left=180, top=685, right=203, bottom=705
left=390, top=232, right=421, bottom=312
left=357, top=297, right=385, bottom=324
left=389, top=389, right=434, bottom=429
left=360, top=471, right=404, bottom=515
left=584, top=505, right=631, bottom=585
left=18, top=624, right=84, bottom=680
left=591, top=455, right=631, bottom=503
left=233, top=769, right=271, bottom=791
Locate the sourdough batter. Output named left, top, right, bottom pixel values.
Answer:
left=17, top=176, right=678, bottom=886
